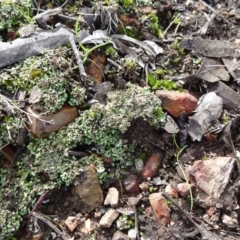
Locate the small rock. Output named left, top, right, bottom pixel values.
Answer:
left=135, top=159, right=144, bottom=173
left=104, top=187, right=119, bottom=207
left=99, top=208, right=120, bottom=228
left=142, top=152, right=163, bottom=180
left=128, top=229, right=137, bottom=240
left=26, top=104, right=79, bottom=138
left=65, top=216, right=79, bottom=232
left=72, top=164, right=103, bottom=213
left=102, top=155, right=113, bottom=163
left=79, top=218, right=95, bottom=234
left=188, top=92, right=223, bottom=141
left=165, top=184, right=179, bottom=198
left=177, top=182, right=193, bottom=197
left=18, top=24, right=36, bottom=38
left=112, top=231, right=129, bottom=240
left=155, top=90, right=197, bottom=118
left=222, top=214, right=238, bottom=229
left=29, top=86, right=42, bottom=104
left=207, top=207, right=217, bottom=217
left=123, top=174, right=141, bottom=195
left=139, top=182, right=149, bottom=192
left=188, top=157, right=236, bottom=206
left=149, top=193, right=170, bottom=226
left=128, top=196, right=142, bottom=207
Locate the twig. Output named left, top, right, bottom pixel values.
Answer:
left=31, top=212, right=72, bottom=240
left=68, top=34, right=88, bottom=77
left=162, top=14, right=180, bottom=37
left=0, top=94, right=54, bottom=124
left=198, top=0, right=216, bottom=13
left=162, top=193, right=220, bottom=240
left=133, top=206, right=140, bottom=240
left=27, top=190, right=50, bottom=218
left=67, top=149, right=89, bottom=157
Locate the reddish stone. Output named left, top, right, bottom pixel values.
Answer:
left=149, top=193, right=170, bottom=226
left=123, top=174, right=141, bottom=195
left=142, top=152, right=163, bottom=180
left=155, top=90, right=197, bottom=118
left=177, top=182, right=194, bottom=197
left=26, top=104, right=79, bottom=138
left=102, top=155, right=113, bottom=163
left=207, top=207, right=217, bottom=217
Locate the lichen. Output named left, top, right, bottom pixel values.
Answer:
left=0, top=0, right=33, bottom=31
left=0, top=83, right=165, bottom=238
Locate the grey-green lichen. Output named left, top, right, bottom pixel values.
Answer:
left=0, top=83, right=164, bottom=238
left=0, top=47, right=86, bottom=113
left=0, top=0, right=33, bottom=31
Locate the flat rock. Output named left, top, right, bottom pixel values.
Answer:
left=155, top=90, right=197, bottom=118
left=72, top=164, right=103, bottom=213
left=149, top=193, right=170, bottom=226
left=26, top=104, right=79, bottom=138
left=99, top=208, right=120, bottom=228
left=222, top=214, right=238, bottom=229
left=104, top=187, right=119, bottom=207
left=188, top=157, right=236, bottom=206
left=188, top=92, right=223, bottom=141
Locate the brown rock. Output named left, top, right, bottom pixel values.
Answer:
left=142, top=152, right=163, bottom=180
left=155, top=90, right=197, bottom=118
left=0, top=144, right=16, bottom=162
left=149, top=193, right=170, bottom=226
left=26, top=104, right=78, bottom=138
left=123, top=174, right=141, bottom=195
left=102, top=155, right=113, bottom=163
left=72, top=164, right=103, bottom=213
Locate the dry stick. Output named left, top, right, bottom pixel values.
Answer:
left=133, top=206, right=140, bottom=240
left=162, top=193, right=220, bottom=240
left=32, top=212, right=71, bottom=240
left=27, top=190, right=50, bottom=218
left=68, top=34, right=88, bottom=78
left=198, top=0, right=216, bottom=12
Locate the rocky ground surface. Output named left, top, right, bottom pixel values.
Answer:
left=1, top=0, right=240, bottom=239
